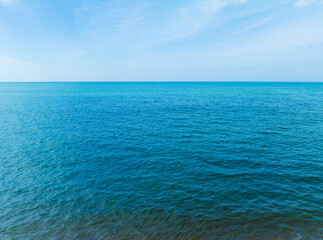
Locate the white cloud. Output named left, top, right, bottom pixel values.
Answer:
left=294, top=0, right=315, bottom=7
left=162, top=0, right=248, bottom=41
left=75, top=0, right=249, bottom=46
left=0, top=0, right=16, bottom=6
left=236, top=17, right=272, bottom=34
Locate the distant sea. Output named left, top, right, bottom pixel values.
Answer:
left=0, top=82, right=322, bottom=240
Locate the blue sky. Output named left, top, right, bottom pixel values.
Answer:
left=0, top=0, right=322, bottom=81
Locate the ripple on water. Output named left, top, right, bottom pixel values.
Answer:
left=0, top=82, right=322, bottom=239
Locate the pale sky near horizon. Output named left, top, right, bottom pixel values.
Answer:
left=0, top=0, right=322, bottom=82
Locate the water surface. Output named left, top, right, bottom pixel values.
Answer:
left=0, top=82, right=322, bottom=239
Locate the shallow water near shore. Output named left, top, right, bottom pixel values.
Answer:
left=0, top=82, right=322, bottom=239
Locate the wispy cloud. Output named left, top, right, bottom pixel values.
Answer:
left=294, top=0, right=315, bottom=7
left=236, top=17, right=272, bottom=34
left=163, top=0, right=248, bottom=41
left=1, top=0, right=322, bottom=81
left=0, top=0, right=15, bottom=5
left=75, top=0, right=249, bottom=48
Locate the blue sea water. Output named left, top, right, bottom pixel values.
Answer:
left=0, top=82, right=322, bottom=240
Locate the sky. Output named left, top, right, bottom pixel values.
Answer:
left=0, top=0, right=322, bottom=81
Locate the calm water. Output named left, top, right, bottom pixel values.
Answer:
left=0, top=82, right=322, bottom=240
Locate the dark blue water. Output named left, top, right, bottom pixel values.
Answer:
left=0, top=82, right=322, bottom=240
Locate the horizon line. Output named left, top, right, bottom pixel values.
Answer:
left=0, top=81, right=322, bottom=83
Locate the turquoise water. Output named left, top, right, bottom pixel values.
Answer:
left=0, top=82, right=322, bottom=240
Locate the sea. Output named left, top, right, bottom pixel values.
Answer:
left=0, top=82, right=322, bottom=240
